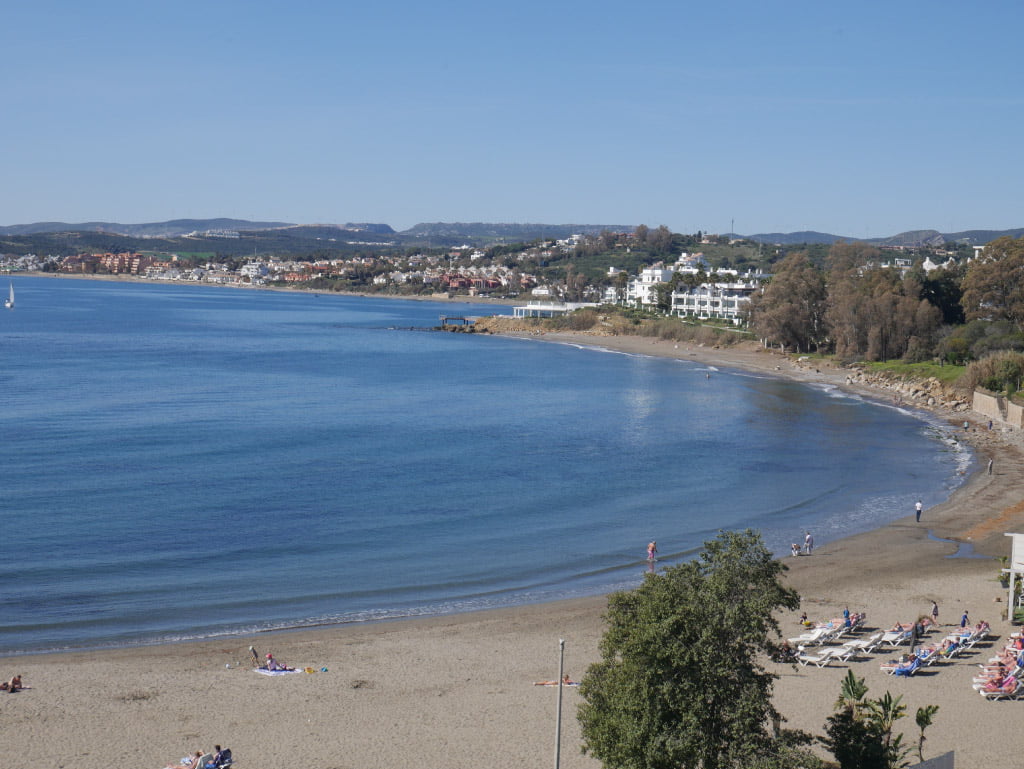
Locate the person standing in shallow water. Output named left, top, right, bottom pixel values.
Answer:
left=647, top=541, right=657, bottom=561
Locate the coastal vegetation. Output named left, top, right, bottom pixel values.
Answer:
left=577, top=532, right=940, bottom=769
left=474, top=309, right=750, bottom=349
left=823, top=671, right=939, bottom=769
left=747, top=235, right=1024, bottom=379
left=577, top=530, right=819, bottom=769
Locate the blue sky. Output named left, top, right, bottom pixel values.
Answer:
left=4, top=1, right=1022, bottom=237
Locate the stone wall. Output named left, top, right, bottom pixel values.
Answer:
left=973, top=390, right=1024, bottom=428
left=1009, top=399, right=1024, bottom=428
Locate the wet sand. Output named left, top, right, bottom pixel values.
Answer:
left=3, top=333, right=1023, bottom=769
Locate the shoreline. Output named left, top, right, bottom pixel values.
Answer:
left=1, top=327, right=976, bottom=660
left=5, top=329, right=1024, bottom=767
left=9, top=270, right=525, bottom=307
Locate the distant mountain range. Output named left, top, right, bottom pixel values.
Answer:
left=2, top=219, right=1022, bottom=248
left=745, top=228, right=1024, bottom=247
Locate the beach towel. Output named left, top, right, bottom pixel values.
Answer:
left=254, top=668, right=302, bottom=676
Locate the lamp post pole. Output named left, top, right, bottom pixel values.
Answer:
left=555, top=638, right=565, bottom=769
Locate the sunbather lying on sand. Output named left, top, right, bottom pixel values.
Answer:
left=534, top=674, right=576, bottom=686
left=0, top=675, right=23, bottom=692
left=165, top=750, right=204, bottom=769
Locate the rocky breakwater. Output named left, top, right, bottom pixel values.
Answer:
left=843, top=368, right=972, bottom=414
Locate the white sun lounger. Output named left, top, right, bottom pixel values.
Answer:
left=980, top=678, right=1023, bottom=701
left=840, top=631, right=884, bottom=659
left=788, top=627, right=831, bottom=646
left=798, top=647, right=843, bottom=667
left=880, top=629, right=911, bottom=648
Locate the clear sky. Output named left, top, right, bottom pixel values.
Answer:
left=4, top=1, right=1022, bottom=237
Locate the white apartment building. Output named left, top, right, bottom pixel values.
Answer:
left=670, top=278, right=760, bottom=324
left=626, top=264, right=675, bottom=305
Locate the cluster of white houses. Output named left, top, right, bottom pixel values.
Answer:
left=517, top=253, right=766, bottom=324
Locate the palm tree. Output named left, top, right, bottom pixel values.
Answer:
left=915, top=704, right=940, bottom=762
left=865, top=692, right=909, bottom=768
left=834, top=670, right=869, bottom=719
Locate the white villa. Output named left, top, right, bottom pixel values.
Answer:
left=609, top=253, right=763, bottom=325
left=669, top=277, right=761, bottom=324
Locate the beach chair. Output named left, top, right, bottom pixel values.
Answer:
left=880, top=629, right=910, bottom=648
left=962, top=627, right=989, bottom=650
left=840, top=631, right=884, bottom=660
left=980, top=677, right=1022, bottom=701
left=893, top=658, right=921, bottom=677
left=208, top=748, right=233, bottom=768
left=798, top=647, right=842, bottom=668
left=938, top=640, right=962, bottom=660
left=788, top=627, right=830, bottom=647
left=835, top=644, right=867, bottom=663
left=909, top=648, right=934, bottom=667
left=827, top=625, right=851, bottom=643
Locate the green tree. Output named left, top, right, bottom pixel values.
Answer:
left=920, top=266, right=966, bottom=325
left=914, top=704, right=939, bottom=763
left=865, top=691, right=908, bottom=767
left=748, top=252, right=828, bottom=353
left=962, top=236, right=1024, bottom=330
left=577, top=530, right=813, bottom=769
left=822, top=673, right=935, bottom=769
left=823, top=708, right=888, bottom=769
left=833, top=669, right=869, bottom=718
left=648, top=225, right=674, bottom=255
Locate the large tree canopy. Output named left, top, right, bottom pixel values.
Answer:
left=577, top=530, right=813, bottom=769
left=748, top=252, right=828, bottom=353
left=962, top=235, right=1024, bottom=331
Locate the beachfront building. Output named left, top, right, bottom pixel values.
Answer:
left=669, top=275, right=760, bottom=325
left=626, top=264, right=675, bottom=306
left=513, top=301, right=600, bottom=318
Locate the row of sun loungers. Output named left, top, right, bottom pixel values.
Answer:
left=787, top=615, right=980, bottom=670
left=971, top=629, right=1022, bottom=700
left=788, top=613, right=867, bottom=648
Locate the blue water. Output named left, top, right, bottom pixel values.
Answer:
left=0, top=276, right=971, bottom=655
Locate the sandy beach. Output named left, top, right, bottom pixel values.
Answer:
left=4, top=333, right=1023, bottom=769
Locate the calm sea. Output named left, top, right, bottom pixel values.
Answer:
left=0, top=276, right=970, bottom=655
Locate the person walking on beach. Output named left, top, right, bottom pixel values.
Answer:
left=803, top=531, right=813, bottom=555
left=960, top=610, right=969, bottom=629
left=915, top=500, right=923, bottom=522
left=931, top=601, right=939, bottom=626
left=988, top=458, right=994, bottom=475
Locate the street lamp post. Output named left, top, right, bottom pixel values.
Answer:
left=555, top=639, right=565, bottom=769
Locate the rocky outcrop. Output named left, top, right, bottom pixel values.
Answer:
left=842, top=369, right=972, bottom=413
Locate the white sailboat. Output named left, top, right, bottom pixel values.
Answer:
left=3, top=282, right=12, bottom=309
